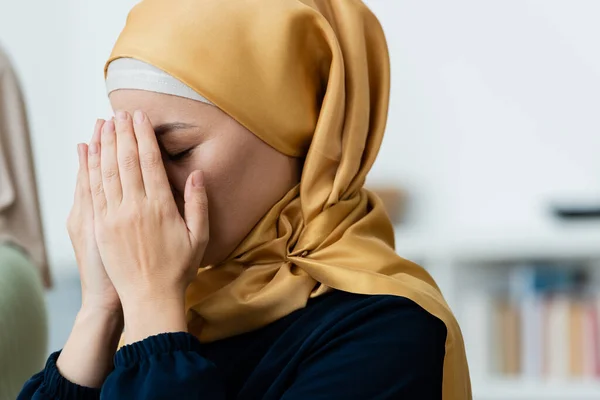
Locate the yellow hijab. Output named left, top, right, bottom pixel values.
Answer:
left=106, top=0, right=471, bottom=398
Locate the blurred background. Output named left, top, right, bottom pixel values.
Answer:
left=1, top=0, right=600, bottom=399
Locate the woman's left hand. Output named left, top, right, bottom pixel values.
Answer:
left=87, top=110, right=209, bottom=344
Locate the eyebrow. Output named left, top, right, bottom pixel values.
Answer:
left=153, top=122, right=198, bottom=136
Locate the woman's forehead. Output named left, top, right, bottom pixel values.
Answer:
left=109, top=89, right=216, bottom=125
left=109, top=89, right=187, bottom=111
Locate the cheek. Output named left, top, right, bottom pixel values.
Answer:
left=164, top=144, right=243, bottom=199
left=163, top=163, right=192, bottom=198
left=197, top=146, right=242, bottom=198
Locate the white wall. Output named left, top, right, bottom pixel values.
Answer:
left=1, top=0, right=599, bottom=273
left=366, top=0, right=600, bottom=233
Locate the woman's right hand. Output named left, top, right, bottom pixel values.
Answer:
left=67, top=119, right=121, bottom=313
left=57, top=119, right=124, bottom=388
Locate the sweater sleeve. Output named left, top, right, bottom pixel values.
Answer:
left=101, top=332, right=226, bottom=400
left=16, top=352, right=101, bottom=400
left=18, top=333, right=225, bottom=400
left=280, top=297, right=447, bottom=400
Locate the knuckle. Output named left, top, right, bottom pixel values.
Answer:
left=197, top=198, right=209, bottom=215
left=150, top=197, right=174, bottom=218
left=140, top=151, right=162, bottom=170
left=121, top=205, right=143, bottom=226
left=124, top=212, right=142, bottom=227
left=88, top=158, right=100, bottom=170
left=91, top=181, right=105, bottom=197
left=119, top=152, right=139, bottom=171
left=159, top=201, right=177, bottom=218
left=102, top=167, right=119, bottom=181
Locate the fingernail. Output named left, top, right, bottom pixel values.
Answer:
left=77, top=143, right=82, bottom=156
left=89, top=142, right=98, bottom=154
left=192, top=171, right=204, bottom=188
left=115, top=110, right=128, bottom=121
left=103, top=119, right=115, bottom=134
left=134, top=110, right=145, bottom=124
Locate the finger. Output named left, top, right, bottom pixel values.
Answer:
left=100, top=119, right=123, bottom=206
left=74, top=120, right=102, bottom=203
left=78, top=143, right=93, bottom=205
left=75, top=142, right=89, bottom=193
left=114, top=111, right=145, bottom=199
left=88, top=121, right=107, bottom=217
left=184, top=170, right=209, bottom=246
left=74, top=143, right=86, bottom=203
left=132, top=110, right=171, bottom=200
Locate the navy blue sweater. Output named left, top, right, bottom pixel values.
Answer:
left=18, top=291, right=446, bottom=399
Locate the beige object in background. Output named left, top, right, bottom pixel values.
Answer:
left=368, top=187, right=406, bottom=225
left=0, top=45, right=50, bottom=287
left=496, top=300, right=521, bottom=376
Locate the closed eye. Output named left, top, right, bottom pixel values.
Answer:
left=166, top=147, right=194, bottom=162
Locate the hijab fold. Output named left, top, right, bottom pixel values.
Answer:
left=107, top=0, right=471, bottom=398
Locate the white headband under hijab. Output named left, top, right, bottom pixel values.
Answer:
left=105, top=58, right=214, bottom=105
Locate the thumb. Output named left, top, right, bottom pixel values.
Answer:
left=184, top=170, right=209, bottom=246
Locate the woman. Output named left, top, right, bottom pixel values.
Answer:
left=19, top=0, right=471, bottom=398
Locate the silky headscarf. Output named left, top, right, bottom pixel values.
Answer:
left=106, top=0, right=471, bottom=398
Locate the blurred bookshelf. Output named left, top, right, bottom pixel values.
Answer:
left=393, top=223, right=600, bottom=400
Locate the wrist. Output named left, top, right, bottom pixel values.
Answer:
left=57, top=306, right=124, bottom=388
left=79, top=303, right=123, bottom=324
left=74, top=307, right=124, bottom=353
left=122, top=297, right=187, bottom=345
left=81, top=296, right=122, bottom=318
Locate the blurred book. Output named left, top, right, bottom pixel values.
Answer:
left=463, top=263, right=600, bottom=380
left=462, top=292, right=493, bottom=379
left=545, top=294, right=569, bottom=378
left=520, top=292, right=543, bottom=377
left=496, top=300, right=520, bottom=376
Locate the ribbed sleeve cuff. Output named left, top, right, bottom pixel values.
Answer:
left=115, top=332, right=203, bottom=368
left=42, top=351, right=101, bottom=400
